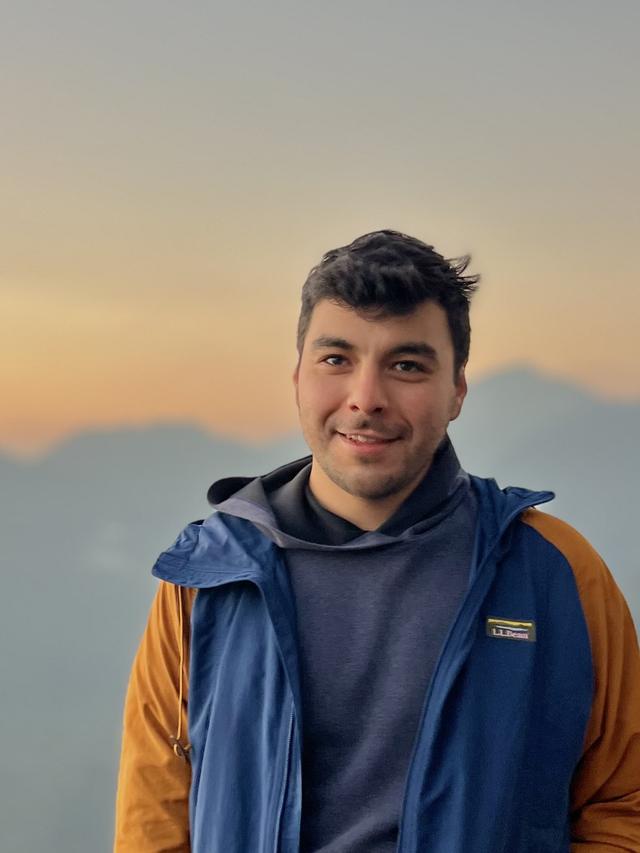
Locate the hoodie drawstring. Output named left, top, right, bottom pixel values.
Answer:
left=169, top=584, right=192, bottom=763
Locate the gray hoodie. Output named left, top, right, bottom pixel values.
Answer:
left=208, top=436, right=477, bottom=853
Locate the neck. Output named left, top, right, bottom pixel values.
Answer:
left=308, top=461, right=430, bottom=531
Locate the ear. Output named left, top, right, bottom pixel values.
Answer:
left=449, top=366, right=467, bottom=422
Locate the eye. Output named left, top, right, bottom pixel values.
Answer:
left=392, top=360, right=426, bottom=373
left=321, top=354, right=347, bottom=366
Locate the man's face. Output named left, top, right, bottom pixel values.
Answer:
left=293, top=299, right=467, bottom=505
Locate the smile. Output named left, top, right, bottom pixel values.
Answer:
left=340, top=433, right=396, bottom=443
left=336, top=432, right=400, bottom=452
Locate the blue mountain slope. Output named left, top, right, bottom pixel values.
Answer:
left=0, top=369, right=637, bottom=852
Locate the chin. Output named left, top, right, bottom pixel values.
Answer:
left=336, top=470, right=410, bottom=502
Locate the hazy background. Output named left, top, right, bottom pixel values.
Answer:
left=1, top=1, right=639, bottom=850
left=3, top=0, right=640, bottom=457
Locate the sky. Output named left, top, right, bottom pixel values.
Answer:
left=2, top=0, right=639, bottom=457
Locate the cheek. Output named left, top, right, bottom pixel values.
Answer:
left=298, top=379, right=341, bottom=421
left=405, top=388, right=453, bottom=428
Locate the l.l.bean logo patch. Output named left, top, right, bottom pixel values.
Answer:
left=486, top=616, right=536, bottom=642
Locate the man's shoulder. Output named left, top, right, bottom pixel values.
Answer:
left=519, top=506, right=599, bottom=561
left=517, top=506, right=618, bottom=604
left=152, top=509, right=275, bottom=589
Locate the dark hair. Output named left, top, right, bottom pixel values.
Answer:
left=296, top=229, right=480, bottom=376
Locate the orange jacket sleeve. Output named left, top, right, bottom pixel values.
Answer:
left=524, top=510, right=640, bottom=851
left=113, top=581, right=196, bottom=852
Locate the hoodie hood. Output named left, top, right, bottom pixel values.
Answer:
left=153, top=476, right=555, bottom=587
left=206, top=436, right=475, bottom=551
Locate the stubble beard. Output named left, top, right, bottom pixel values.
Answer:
left=315, top=433, right=439, bottom=502
left=320, top=458, right=419, bottom=501
left=299, top=403, right=447, bottom=503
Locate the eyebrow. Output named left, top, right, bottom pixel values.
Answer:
left=311, top=336, right=354, bottom=351
left=387, top=342, right=438, bottom=361
left=311, top=336, right=439, bottom=361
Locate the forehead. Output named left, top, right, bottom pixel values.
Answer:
left=304, top=299, right=453, bottom=352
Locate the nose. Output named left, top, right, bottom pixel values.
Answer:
left=347, top=365, right=388, bottom=415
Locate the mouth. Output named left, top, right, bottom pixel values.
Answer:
left=337, top=431, right=397, bottom=442
left=335, top=431, right=401, bottom=451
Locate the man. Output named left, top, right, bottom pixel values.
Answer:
left=114, top=230, right=640, bottom=852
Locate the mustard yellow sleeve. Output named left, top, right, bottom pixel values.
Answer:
left=523, top=510, right=640, bottom=851
left=113, top=581, right=195, bottom=852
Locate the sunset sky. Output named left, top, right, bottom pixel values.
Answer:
left=2, top=0, right=639, bottom=457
